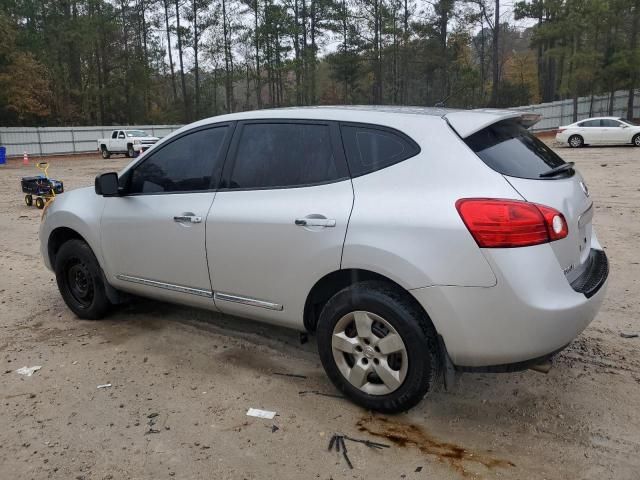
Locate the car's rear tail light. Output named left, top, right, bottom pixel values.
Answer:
left=557, top=128, right=566, bottom=134
left=456, top=198, right=568, bottom=248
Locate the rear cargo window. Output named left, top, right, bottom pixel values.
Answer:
left=464, top=120, right=570, bottom=179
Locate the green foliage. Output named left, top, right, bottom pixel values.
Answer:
left=1, top=0, right=639, bottom=126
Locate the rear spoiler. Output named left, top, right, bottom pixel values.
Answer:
left=444, top=109, right=542, bottom=138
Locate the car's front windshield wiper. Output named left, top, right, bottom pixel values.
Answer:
left=539, top=162, right=575, bottom=178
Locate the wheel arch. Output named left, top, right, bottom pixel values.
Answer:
left=303, top=268, right=437, bottom=337
left=48, top=227, right=89, bottom=268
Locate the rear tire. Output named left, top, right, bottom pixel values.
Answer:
left=35, top=197, right=45, bottom=209
left=54, top=239, right=111, bottom=319
left=633, top=134, right=640, bottom=147
left=568, top=135, right=584, bottom=148
left=25, top=194, right=33, bottom=206
left=316, top=281, right=440, bottom=413
left=101, top=147, right=111, bottom=159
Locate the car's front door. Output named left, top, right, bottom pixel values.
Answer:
left=101, top=124, right=233, bottom=308
left=600, top=119, right=629, bottom=143
left=206, top=120, right=353, bottom=328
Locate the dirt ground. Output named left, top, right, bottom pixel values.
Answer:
left=0, top=145, right=639, bottom=480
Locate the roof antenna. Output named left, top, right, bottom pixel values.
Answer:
left=434, top=86, right=466, bottom=108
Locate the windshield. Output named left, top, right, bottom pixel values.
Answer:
left=619, top=118, right=638, bottom=126
left=464, top=120, right=570, bottom=180
left=126, top=130, right=149, bottom=137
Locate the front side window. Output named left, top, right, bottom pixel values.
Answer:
left=340, top=125, right=420, bottom=177
left=128, top=127, right=228, bottom=194
left=118, top=131, right=125, bottom=139
left=601, top=119, right=621, bottom=127
left=228, top=123, right=344, bottom=189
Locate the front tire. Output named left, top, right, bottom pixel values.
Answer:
left=35, top=197, right=45, bottom=209
left=568, top=134, right=584, bottom=148
left=632, top=134, right=640, bottom=147
left=126, top=145, right=135, bottom=158
left=54, top=239, right=111, bottom=319
left=316, top=281, right=440, bottom=413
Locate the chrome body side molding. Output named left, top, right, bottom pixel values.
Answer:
left=116, top=274, right=213, bottom=298
left=214, top=292, right=283, bottom=311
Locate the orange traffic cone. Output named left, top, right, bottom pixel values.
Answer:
left=23, top=151, right=29, bottom=166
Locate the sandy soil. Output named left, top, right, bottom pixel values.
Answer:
left=0, top=146, right=639, bottom=480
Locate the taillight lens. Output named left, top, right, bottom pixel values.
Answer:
left=456, top=198, right=568, bottom=248
left=557, top=128, right=566, bottom=134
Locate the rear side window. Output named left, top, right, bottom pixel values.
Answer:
left=464, top=120, right=569, bottom=180
left=228, top=123, right=346, bottom=189
left=128, top=126, right=228, bottom=194
left=579, top=120, right=600, bottom=127
left=341, top=125, right=420, bottom=177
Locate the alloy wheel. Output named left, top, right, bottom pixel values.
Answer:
left=331, top=310, right=408, bottom=395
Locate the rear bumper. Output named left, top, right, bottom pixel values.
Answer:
left=411, top=243, right=608, bottom=368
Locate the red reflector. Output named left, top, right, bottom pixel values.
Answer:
left=557, top=129, right=566, bottom=134
left=456, top=199, right=568, bottom=248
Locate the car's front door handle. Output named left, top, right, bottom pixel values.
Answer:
left=174, top=215, right=202, bottom=224
left=294, top=218, right=336, bottom=227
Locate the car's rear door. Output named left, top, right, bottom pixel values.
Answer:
left=100, top=124, right=233, bottom=308
left=205, top=120, right=353, bottom=328
left=579, top=119, right=601, bottom=144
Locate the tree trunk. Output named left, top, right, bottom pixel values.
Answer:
left=294, top=0, right=302, bottom=104
left=163, top=0, right=178, bottom=103
left=628, top=0, right=640, bottom=120
left=222, top=0, right=233, bottom=112
left=192, top=0, right=200, bottom=118
left=254, top=0, right=262, bottom=108
left=490, top=0, right=500, bottom=107
left=401, top=0, right=409, bottom=104
left=309, top=0, right=317, bottom=104
left=175, top=0, right=189, bottom=122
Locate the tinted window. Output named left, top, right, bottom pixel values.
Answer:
left=601, top=119, right=621, bottom=127
left=228, top=123, right=344, bottom=189
left=465, top=120, right=570, bottom=179
left=341, top=125, right=420, bottom=177
left=579, top=120, right=601, bottom=127
left=128, top=127, right=228, bottom=194
left=111, top=131, right=118, bottom=139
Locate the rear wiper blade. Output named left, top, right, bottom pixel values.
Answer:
left=539, top=162, right=575, bottom=178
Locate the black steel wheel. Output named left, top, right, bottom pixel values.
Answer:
left=54, top=239, right=111, bottom=319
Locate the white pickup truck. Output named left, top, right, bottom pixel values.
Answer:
left=97, top=130, right=160, bottom=159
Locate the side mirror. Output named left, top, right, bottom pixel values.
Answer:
left=621, top=124, right=629, bottom=128
left=95, top=172, right=120, bottom=196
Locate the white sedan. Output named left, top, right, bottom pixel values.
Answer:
left=556, top=117, right=640, bottom=147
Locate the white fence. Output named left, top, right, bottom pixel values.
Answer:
left=0, top=125, right=183, bottom=157
left=512, top=89, right=640, bottom=132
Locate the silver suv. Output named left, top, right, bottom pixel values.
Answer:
left=40, top=107, right=608, bottom=412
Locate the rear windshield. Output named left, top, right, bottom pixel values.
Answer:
left=464, top=120, right=570, bottom=179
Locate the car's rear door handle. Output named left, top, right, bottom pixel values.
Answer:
left=174, top=214, right=202, bottom=224
left=295, top=218, right=336, bottom=227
